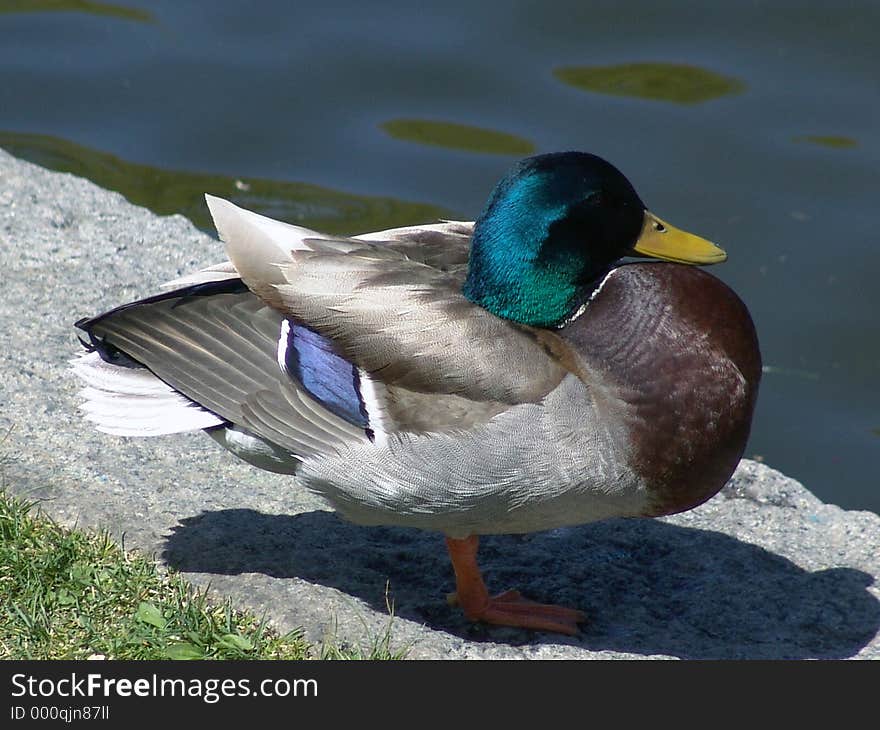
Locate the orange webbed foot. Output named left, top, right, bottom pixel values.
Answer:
left=445, top=535, right=586, bottom=636
left=453, top=588, right=586, bottom=635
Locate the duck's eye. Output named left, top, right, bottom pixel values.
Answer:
left=653, top=221, right=667, bottom=233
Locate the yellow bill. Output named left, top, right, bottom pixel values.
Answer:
left=632, top=210, right=727, bottom=264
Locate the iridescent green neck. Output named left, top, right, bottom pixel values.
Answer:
left=462, top=194, right=585, bottom=327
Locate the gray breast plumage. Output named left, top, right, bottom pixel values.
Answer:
left=296, top=371, right=647, bottom=538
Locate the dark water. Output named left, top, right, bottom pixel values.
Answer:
left=1, top=1, right=877, bottom=514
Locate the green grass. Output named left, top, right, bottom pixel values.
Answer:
left=0, top=489, right=405, bottom=660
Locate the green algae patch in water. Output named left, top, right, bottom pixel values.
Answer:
left=0, top=0, right=153, bottom=22
left=381, top=118, right=535, bottom=156
left=795, top=135, right=858, bottom=149
left=553, top=62, right=745, bottom=104
left=0, top=131, right=454, bottom=236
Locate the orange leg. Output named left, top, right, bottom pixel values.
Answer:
left=445, top=535, right=585, bottom=635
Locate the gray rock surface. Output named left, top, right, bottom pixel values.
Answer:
left=1, top=147, right=878, bottom=659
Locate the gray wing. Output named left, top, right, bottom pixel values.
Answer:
left=161, top=220, right=474, bottom=291
left=272, top=237, right=567, bottom=404
left=82, top=287, right=367, bottom=459
left=204, top=195, right=567, bottom=407
left=355, top=220, right=473, bottom=275
left=202, top=195, right=569, bottom=429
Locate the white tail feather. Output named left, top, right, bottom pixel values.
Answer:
left=71, top=352, right=224, bottom=436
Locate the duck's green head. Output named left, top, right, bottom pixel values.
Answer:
left=463, top=151, right=726, bottom=327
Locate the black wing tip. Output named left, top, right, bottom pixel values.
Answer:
left=74, top=327, right=142, bottom=367
left=73, top=278, right=249, bottom=333
left=76, top=333, right=96, bottom=353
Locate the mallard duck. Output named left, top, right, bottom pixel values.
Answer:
left=71, top=151, right=761, bottom=635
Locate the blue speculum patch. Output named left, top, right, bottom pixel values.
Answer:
left=280, top=320, right=369, bottom=430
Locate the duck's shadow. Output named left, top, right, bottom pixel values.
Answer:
left=162, top=509, right=878, bottom=659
